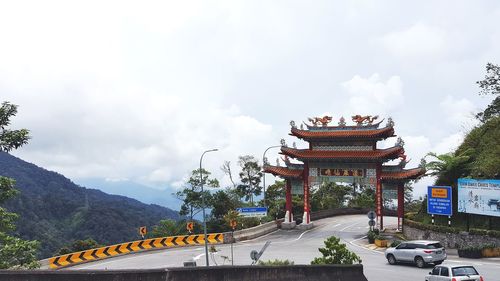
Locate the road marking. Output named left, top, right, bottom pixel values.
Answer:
left=348, top=236, right=384, bottom=255
left=192, top=253, right=205, bottom=260
left=332, top=223, right=341, bottom=228
left=340, top=221, right=361, bottom=231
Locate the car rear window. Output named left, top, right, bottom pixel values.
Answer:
left=452, top=266, right=478, bottom=276
left=426, top=243, right=443, bottom=249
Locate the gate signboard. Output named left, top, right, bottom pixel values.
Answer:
left=427, top=186, right=452, bottom=216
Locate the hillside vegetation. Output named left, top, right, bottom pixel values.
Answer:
left=0, top=152, right=179, bottom=258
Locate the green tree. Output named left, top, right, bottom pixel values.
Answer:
left=210, top=190, right=238, bottom=221
left=264, top=181, right=285, bottom=219
left=311, top=236, right=361, bottom=265
left=311, top=182, right=351, bottom=211
left=175, top=168, right=219, bottom=220
left=476, top=63, right=500, bottom=122
left=149, top=219, right=185, bottom=238
left=57, top=239, right=102, bottom=255
left=0, top=101, right=39, bottom=269
left=236, top=155, right=262, bottom=205
left=347, top=186, right=375, bottom=208
left=425, top=150, right=473, bottom=186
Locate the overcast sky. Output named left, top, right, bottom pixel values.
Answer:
left=2, top=1, right=499, bottom=199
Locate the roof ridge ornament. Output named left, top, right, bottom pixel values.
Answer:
left=263, top=157, right=269, bottom=165
left=419, top=158, right=427, bottom=169
left=276, top=158, right=280, bottom=167
left=280, top=138, right=287, bottom=147
left=300, top=123, right=304, bottom=130
left=290, top=120, right=297, bottom=129
left=307, top=115, right=332, bottom=127
left=387, top=117, right=395, bottom=127
left=396, top=137, right=405, bottom=147
left=352, top=115, right=379, bottom=126
left=292, top=142, right=297, bottom=149
left=338, top=116, right=346, bottom=126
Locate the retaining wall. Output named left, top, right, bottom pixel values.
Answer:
left=0, top=265, right=368, bottom=281
left=232, top=219, right=282, bottom=241
left=403, top=224, right=500, bottom=249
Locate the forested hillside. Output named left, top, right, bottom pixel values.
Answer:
left=0, top=152, right=179, bottom=258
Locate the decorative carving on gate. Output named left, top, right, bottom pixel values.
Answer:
left=351, top=115, right=379, bottom=126
left=308, top=116, right=332, bottom=126
left=338, top=116, right=346, bottom=126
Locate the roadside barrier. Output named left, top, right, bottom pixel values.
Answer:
left=48, top=233, right=223, bottom=269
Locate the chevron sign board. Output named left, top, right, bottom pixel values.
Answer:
left=48, top=233, right=224, bottom=269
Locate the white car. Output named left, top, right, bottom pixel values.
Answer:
left=385, top=240, right=446, bottom=268
left=425, top=265, right=484, bottom=281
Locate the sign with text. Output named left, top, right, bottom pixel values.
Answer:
left=458, top=178, right=500, bottom=217
left=427, top=186, right=452, bottom=216
left=236, top=207, right=267, bottom=218
left=320, top=168, right=364, bottom=177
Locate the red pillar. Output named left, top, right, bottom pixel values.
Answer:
left=376, top=164, right=383, bottom=230
left=397, top=183, right=404, bottom=231
left=303, top=164, right=310, bottom=224
left=286, top=180, right=293, bottom=222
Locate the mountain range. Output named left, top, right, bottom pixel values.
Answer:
left=0, top=152, right=179, bottom=258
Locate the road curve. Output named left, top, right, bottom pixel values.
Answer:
left=68, top=215, right=500, bottom=281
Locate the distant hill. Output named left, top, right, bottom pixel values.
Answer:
left=77, top=178, right=181, bottom=211
left=0, top=152, right=179, bottom=258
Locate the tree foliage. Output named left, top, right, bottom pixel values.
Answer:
left=175, top=168, right=219, bottom=220
left=148, top=219, right=186, bottom=238
left=0, top=101, right=39, bottom=269
left=57, top=238, right=102, bottom=255
left=311, top=182, right=351, bottom=211
left=236, top=155, right=262, bottom=205
left=476, top=63, right=500, bottom=122
left=311, top=235, right=361, bottom=265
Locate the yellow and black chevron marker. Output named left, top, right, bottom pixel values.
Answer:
left=49, top=233, right=224, bottom=269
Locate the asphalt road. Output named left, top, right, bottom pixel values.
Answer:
left=69, top=215, right=500, bottom=281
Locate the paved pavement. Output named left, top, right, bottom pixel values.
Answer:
left=68, top=215, right=500, bottom=281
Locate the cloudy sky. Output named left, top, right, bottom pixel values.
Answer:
left=2, top=1, right=499, bottom=205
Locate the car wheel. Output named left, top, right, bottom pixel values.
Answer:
left=387, top=254, right=396, bottom=265
left=434, top=261, right=442, bottom=265
left=415, top=256, right=425, bottom=268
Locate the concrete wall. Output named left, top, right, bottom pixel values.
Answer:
left=0, top=265, right=368, bottom=281
left=404, top=225, right=500, bottom=249
left=231, top=219, right=282, bottom=241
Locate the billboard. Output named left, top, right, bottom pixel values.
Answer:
left=458, top=178, right=500, bottom=217
left=427, top=186, right=452, bottom=216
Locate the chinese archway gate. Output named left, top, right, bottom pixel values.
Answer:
left=263, top=115, right=425, bottom=230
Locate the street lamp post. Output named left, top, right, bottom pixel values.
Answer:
left=262, top=145, right=281, bottom=205
left=200, top=148, right=218, bottom=267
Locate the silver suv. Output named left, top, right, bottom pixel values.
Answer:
left=385, top=240, right=446, bottom=268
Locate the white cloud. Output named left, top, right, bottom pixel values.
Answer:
left=381, top=22, right=447, bottom=57
left=439, top=95, right=478, bottom=127
left=342, top=74, right=404, bottom=116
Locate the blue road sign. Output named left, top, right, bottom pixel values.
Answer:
left=236, top=207, right=268, bottom=217
left=427, top=186, right=452, bottom=216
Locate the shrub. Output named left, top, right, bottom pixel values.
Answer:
left=258, top=259, right=294, bottom=266
left=311, top=236, right=361, bottom=265
left=390, top=240, right=401, bottom=247
left=367, top=231, right=376, bottom=243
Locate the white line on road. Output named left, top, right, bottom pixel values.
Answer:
left=348, top=236, right=384, bottom=255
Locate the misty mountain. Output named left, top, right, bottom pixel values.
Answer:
left=0, top=152, right=179, bottom=258
left=76, top=178, right=181, bottom=211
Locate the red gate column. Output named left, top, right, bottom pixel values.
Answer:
left=303, top=165, right=310, bottom=225
left=285, top=180, right=293, bottom=223
left=376, top=164, right=383, bottom=230
left=397, top=183, right=404, bottom=231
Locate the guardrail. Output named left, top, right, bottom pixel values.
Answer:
left=48, top=233, right=223, bottom=269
